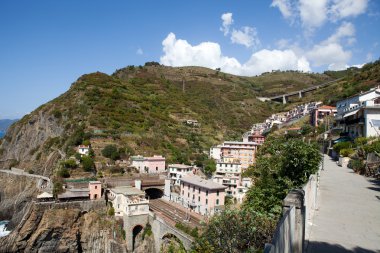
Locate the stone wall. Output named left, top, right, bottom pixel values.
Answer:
left=264, top=171, right=320, bottom=253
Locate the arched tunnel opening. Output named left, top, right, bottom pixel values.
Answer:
left=132, top=225, right=143, bottom=251
left=145, top=188, right=164, bottom=200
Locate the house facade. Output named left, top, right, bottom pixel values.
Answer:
left=220, top=141, right=258, bottom=170
left=77, top=145, right=90, bottom=156
left=131, top=155, right=166, bottom=173
left=335, top=87, right=380, bottom=138
left=108, top=186, right=149, bottom=217
left=180, top=175, right=227, bottom=216
left=89, top=181, right=102, bottom=200
left=310, top=105, right=337, bottom=127
left=213, top=161, right=241, bottom=198
left=168, top=164, right=196, bottom=186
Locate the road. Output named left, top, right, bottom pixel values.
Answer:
left=306, top=155, right=380, bottom=253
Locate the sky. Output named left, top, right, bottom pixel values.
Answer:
left=0, top=0, right=379, bottom=119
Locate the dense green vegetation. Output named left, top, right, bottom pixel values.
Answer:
left=193, top=136, right=321, bottom=252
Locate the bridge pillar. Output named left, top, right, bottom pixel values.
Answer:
left=298, top=91, right=302, bottom=98
left=282, top=95, right=287, bottom=104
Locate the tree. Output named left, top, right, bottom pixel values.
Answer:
left=62, top=159, right=77, bottom=169
left=81, top=155, right=94, bottom=172
left=102, top=145, right=120, bottom=160
left=58, top=168, right=70, bottom=178
left=203, top=159, right=216, bottom=177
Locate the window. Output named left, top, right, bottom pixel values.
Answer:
left=95, top=186, right=97, bottom=189
left=206, top=199, right=208, bottom=205
left=217, top=190, right=219, bottom=196
left=216, top=199, right=219, bottom=205
left=188, top=192, right=190, bottom=197
left=206, top=190, right=208, bottom=196
left=198, top=196, right=200, bottom=202
left=193, top=186, right=195, bottom=192
left=156, top=166, right=158, bottom=171
left=198, top=188, right=200, bottom=194
left=182, top=190, right=184, bottom=195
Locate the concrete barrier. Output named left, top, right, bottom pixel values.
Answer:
left=264, top=171, right=320, bottom=253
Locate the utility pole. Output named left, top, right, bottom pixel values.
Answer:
left=182, top=77, right=185, bottom=93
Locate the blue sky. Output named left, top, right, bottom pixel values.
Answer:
left=0, top=0, right=379, bottom=119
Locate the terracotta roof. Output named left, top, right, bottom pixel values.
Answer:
left=318, top=105, right=336, bottom=110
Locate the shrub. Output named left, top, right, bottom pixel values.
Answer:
left=58, top=168, right=70, bottom=178
left=63, top=159, right=77, bottom=169
left=102, top=145, right=120, bottom=160
left=340, top=148, right=354, bottom=157
left=28, top=169, right=35, bottom=174
left=108, top=207, right=115, bottom=216
left=355, top=137, right=368, bottom=146
left=333, top=141, right=352, bottom=154
left=81, top=156, right=94, bottom=172
left=349, top=159, right=365, bottom=174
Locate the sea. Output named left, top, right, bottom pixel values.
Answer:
left=0, top=220, right=10, bottom=237
left=0, top=131, right=4, bottom=138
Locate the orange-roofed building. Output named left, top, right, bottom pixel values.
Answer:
left=310, top=105, right=337, bottom=127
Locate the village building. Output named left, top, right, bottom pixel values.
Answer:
left=335, top=87, right=380, bottom=138
left=58, top=188, right=90, bottom=201
left=209, top=145, right=222, bottom=160
left=36, top=192, right=54, bottom=202
left=77, top=145, right=90, bottom=156
left=89, top=181, right=102, bottom=200
left=168, top=164, right=196, bottom=186
left=108, top=186, right=149, bottom=217
left=180, top=175, right=227, bottom=216
left=220, top=141, right=258, bottom=170
left=130, top=155, right=166, bottom=173
left=243, top=132, right=265, bottom=144
left=213, top=161, right=241, bottom=197
left=310, top=105, right=337, bottom=127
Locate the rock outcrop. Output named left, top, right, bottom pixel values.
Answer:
left=0, top=203, right=128, bottom=253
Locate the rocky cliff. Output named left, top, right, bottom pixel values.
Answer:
left=0, top=202, right=128, bottom=253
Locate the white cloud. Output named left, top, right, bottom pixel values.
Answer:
left=271, top=0, right=293, bottom=19
left=230, top=26, right=260, bottom=48
left=307, top=42, right=351, bottom=70
left=306, top=23, right=355, bottom=70
left=299, top=0, right=328, bottom=29
left=330, top=0, right=368, bottom=20
left=220, top=13, right=233, bottom=36
left=272, top=0, right=368, bottom=31
left=325, top=22, right=355, bottom=44
left=136, top=48, right=143, bottom=55
left=160, top=33, right=310, bottom=76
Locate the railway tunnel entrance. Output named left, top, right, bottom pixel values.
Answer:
left=145, top=188, right=164, bottom=199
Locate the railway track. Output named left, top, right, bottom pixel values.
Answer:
left=149, top=199, right=202, bottom=228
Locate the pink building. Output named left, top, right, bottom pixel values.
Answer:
left=89, top=181, right=102, bottom=200
left=180, top=175, right=227, bottom=216
left=131, top=155, right=166, bottom=173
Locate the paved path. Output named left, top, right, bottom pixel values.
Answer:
left=307, top=155, right=380, bottom=253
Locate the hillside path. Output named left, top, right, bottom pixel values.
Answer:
left=306, top=155, right=380, bottom=253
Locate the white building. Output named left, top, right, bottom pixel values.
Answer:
left=168, top=164, right=195, bottom=186
left=77, top=145, right=90, bottom=156
left=212, top=161, right=251, bottom=203
left=336, top=87, right=380, bottom=138
left=108, top=186, right=149, bottom=217
left=209, top=145, right=222, bottom=160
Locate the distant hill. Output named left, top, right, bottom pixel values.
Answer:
left=1, top=62, right=376, bottom=174
left=0, top=119, right=18, bottom=138
left=0, top=119, right=17, bottom=132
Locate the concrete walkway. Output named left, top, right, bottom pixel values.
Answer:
left=307, top=155, right=380, bottom=253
